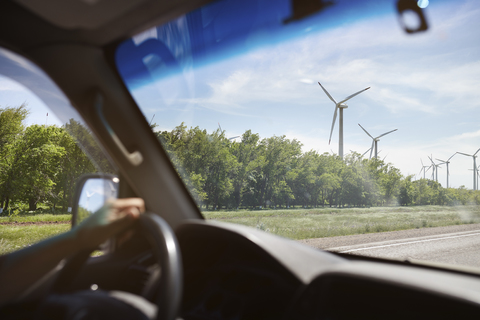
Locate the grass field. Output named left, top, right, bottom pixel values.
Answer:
left=0, top=213, right=71, bottom=224
left=0, top=213, right=71, bottom=255
left=1, top=206, right=480, bottom=255
left=203, top=205, right=480, bottom=240
left=0, top=224, right=70, bottom=255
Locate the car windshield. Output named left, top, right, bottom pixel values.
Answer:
left=115, top=0, right=480, bottom=268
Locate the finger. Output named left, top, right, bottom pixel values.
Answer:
left=119, top=206, right=141, bottom=219
left=108, top=206, right=140, bottom=223
left=110, top=198, right=145, bottom=213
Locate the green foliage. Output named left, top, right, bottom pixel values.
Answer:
left=0, top=107, right=106, bottom=212
left=155, top=123, right=480, bottom=210
left=1, top=112, right=478, bottom=213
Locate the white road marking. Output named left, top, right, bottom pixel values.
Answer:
left=340, top=232, right=480, bottom=253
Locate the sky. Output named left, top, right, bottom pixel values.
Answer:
left=127, top=0, right=480, bottom=189
left=1, top=0, right=479, bottom=190
left=0, top=74, right=63, bottom=127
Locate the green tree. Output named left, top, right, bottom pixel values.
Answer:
left=13, top=125, right=67, bottom=210
left=0, top=104, right=29, bottom=149
left=0, top=105, right=29, bottom=210
left=288, top=151, right=322, bottom=208
left=257, top=136, right=301, bottom=208
left=157, top=124, right=239, bottom=209
left=317, top=153, right=343, bottom=207
left=399, top=175, right=415, bottom=206
left=52, top=125, right=96, bottom=210
left=230, top=130, right=261, bottom=208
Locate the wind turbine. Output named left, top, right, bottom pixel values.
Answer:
left=318, top=82, right=370, bottom=159
left=435, top=153, right=456, bottom=188
left=218, top=122, right=240, bottom=141
left=358, top=124, right=397, bottom=159
left=362, top=147, right=371, bottom=158
left=381, top=152, right=388, bottom=162
left=420, top=159, right=430, bottom=179
left=457, top=148, right=480, bottom=190
left=428, top=155, right=443, bottom=183
left=85, top=190, right=96, bottom=212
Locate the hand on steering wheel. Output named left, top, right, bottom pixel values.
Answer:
left=51, top=199, right=182, bottom=320
left=73, top=198, right=144, bottom=250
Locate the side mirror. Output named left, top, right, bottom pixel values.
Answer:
left=71, top=174, right=119, bottom=228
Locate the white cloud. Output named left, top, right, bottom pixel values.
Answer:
left=193, top=2, right=480, bottom=119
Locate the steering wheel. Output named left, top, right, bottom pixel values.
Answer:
left=51, top=213, right=183, bottom=320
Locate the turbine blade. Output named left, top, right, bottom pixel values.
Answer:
left=457, top=152, right=472, bottom=157
left=362, top=148, right=371, bottom=157
left=448, top=153, right=457, bottom=161
left=358, top=123, right=374, bottom=139
left=328, top=106, right=339, bottom=144
left=338, top=87, right=370, bottom=104
left=318, top=82, right=337, bottom=104
left=420, top=159, right=424, bottom=166
left=218, top=122, right=222, bottom=132
left=369, top=140, right=374, bottom=159
left=474, top=148, right=480, bottom=156
left=376, top=129, right=398, bottom=139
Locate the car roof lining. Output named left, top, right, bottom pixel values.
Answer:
left=11, top=0, right=213, bottom=47
left=16, top=0, right=151, bottom=30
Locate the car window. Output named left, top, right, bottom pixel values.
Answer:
left=0, top=48, right=116, bottom=254
left=114, top=0, right=480, bottom=268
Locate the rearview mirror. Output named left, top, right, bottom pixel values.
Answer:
left=71, top=174, right=119, bottom=227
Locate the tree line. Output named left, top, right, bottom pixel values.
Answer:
left=0, top=105, right=113, bottom=213
left=1, top=105, right=477, bottom=214
left=156, top=123, right=480, bottom=210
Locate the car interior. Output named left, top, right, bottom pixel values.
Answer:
left=1, top=0, right=480, bottom=319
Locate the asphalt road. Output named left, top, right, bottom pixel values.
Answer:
left=299, top=224, right=480, bottom=269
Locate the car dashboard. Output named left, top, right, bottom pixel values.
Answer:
left=179, top=223, right=301, bottom=320
left=176, top=221, right=480, bottom=320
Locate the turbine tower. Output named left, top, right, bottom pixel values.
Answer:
left=477, top=165, right=480, bottom=188
left=468, top=166, right=480, bottom=189
left=457, top=148, right=480, bottom=190
left=318, top=82, right=370, bottom=159
left=358, top=124, right=397, bottom=159
left=436, top=153, right=456, bottom=188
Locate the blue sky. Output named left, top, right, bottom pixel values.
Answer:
left=1, top=0, right=479, bottom=190
left=128, top=0, right=480, bottom=189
